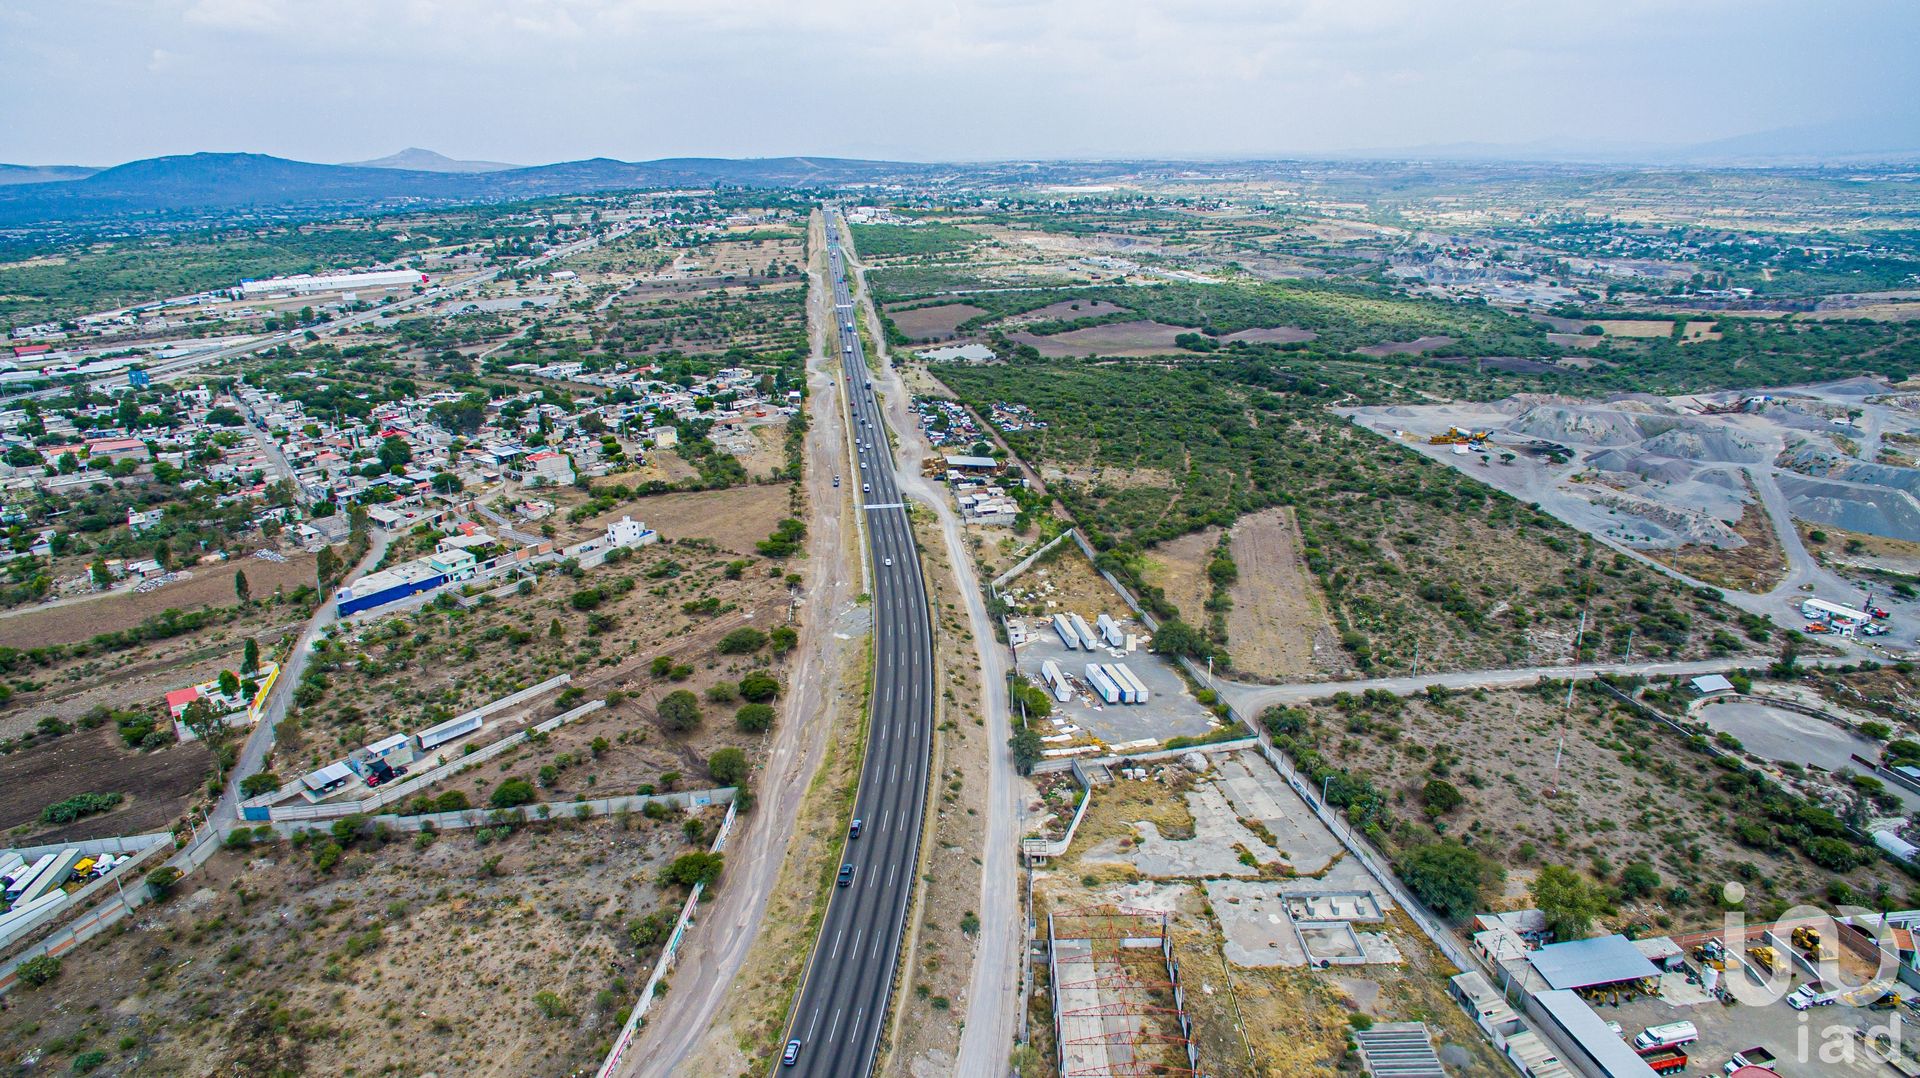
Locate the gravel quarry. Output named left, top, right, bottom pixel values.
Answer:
left=1348, top=377, right=1920, bottom=551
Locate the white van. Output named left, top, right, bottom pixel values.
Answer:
left=1632, top=1022, right=1698, bottom=1052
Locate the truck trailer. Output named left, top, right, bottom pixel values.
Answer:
left=1110, top=663, right=1150, bottom=704
left=1095, top=612, right=1125, bottom=648
left=1084, top=664, right=1122, bottom=705
left=1068, top=613, right=1100, bottom=651
left=1040, top=660, right=1073, bottom=703
left=1053, top=614, right=1081, bottom=650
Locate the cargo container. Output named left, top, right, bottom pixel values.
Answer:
left=1053, top=613, right=1080, bottom=650
left=415, top=711, right=484, bottom=752
left=15, top=848, right=83, bottom=904
left=1084, top=663, right=1122, bottom=705
left=1095, top=613, right=1124, bottom=648
left=1110, top=663, right=1150, bottom=704
left=1098, top=664, right=1138, bottom=704
left=1040, top=660, right=1073, bottom=703
left=1068, top=613, right=1100, bottom=651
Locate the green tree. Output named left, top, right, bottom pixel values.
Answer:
left=1009, top=726, right=1044, bottom=774
left=661, top=851, right=724, bottom=888
left=717, top=627, right=768, bottom=654
left=316, top=545, right=340, bottom=587
left=1421, top=778, right=1464, bottom=816
left=1532, top=864, right=1607, bottom=941
left=377, top=435, right=413, bottom=471
left=89, top=558, right=111, bottom=590
left=242, top=636, right=260, bottom=675
left=490, top=777, right=536, bottom=808
left=234, top=568, right=251, bottom=604
left=218, top=669, right=241, bottom=697
left=1151, top=618, right=1212, bottom=660
left=708, top=747, right=749, bottom=786
left=1399, top=842, right=1498, bottom=920
left=1618, top=861, right=1661, bottom=900
left=738, top=671, right=781, bottom=702
left=658, top=689, right=702, bottom=731
left=15, top=954, right=61, bottom=988
left=736, top=702, right=775, bottom=732
left=239, top=772, right=281, bottom=798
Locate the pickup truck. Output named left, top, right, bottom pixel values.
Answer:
left=1725, top=1046, right=1776, bottom=1073
left=1640, top=1047, right=1688, bottom=1075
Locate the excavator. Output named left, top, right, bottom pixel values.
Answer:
left=1428, top=426, right=1493, bottom=446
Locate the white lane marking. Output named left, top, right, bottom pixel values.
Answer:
left=806, top=1006, right=823, bottom=1040
left=830, top=927, right=844, bottom=959
left=828, top=1007, right=844, bottom=1044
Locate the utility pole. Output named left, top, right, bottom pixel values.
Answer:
left=1621, top=627, right=1634, bottom=664
left=1411, top=642, right=1420, bottom=678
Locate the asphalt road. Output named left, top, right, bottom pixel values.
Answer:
left=775, top=213, right=935, bottom=1077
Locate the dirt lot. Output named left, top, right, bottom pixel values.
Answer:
left=997, top=541, right=1132, bottom=625
left=1355, top=335, right=1455, bottom=356
left=1004, top=299, right=1131, bottom=324
left=1651, top=485, right=1789, bottom=592
left=1221, top=326, right=1316, bottom=344
left=886, top=302, right=987, bottom=340
left=572, top=486, right=793, bottom=555
left=1139, top=527, right=1218, bottom=629
left=0, top=724, right=211, bottom=844
left=0, top=814, right=704, bottom=1078
left=1223, top=507, right=1335, bottom=679
left=0, top=552, right=317, bottom=649
left=1279, top=686, right=1917, bottom=930
left=1008, top=320, right=1192, bottom=358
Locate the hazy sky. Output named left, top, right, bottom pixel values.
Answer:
left=3, top=0, right=1915, bottom=165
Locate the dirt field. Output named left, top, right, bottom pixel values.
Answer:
left=1801, top=520, right=1920, bottom=577
left=998, top=541, right=1133, bottom=625
left=0, top=724, right=212, bottom=843
left=0, top=814, right=701, bottom=1078
left=1005, top=299, right=1131, bottom=323
left=1651, top=486, right=1789, bottom=592
left=0, top=552, right=317, bottom=649
left=573, top=484, right=793, bottom=555
left=1355, top=335, right=1455, bottom=356
left=1223, top=507, right=1334, bottom=679
left=1221, top=326, right=1316, bottom=344
left=1008, top=320, right=1193, bottom=358
left=886, top=302, right=987, bottom=340
left=1139, top=527, right=1218, bottom=629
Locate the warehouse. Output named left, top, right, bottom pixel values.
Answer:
left=235, top=269, right=427, bottom=298
left=335, top=560, right=449, bottom=617
left=1530, top=990, right=1658, bottom=1078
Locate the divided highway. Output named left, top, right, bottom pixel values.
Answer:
left=775, top=212, right=935, bottom=1077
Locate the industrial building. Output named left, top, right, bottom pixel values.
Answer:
left=334, top=560, right=452, bottom=617
left=234, top=270, right=427, bottom=298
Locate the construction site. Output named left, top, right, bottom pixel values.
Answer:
left=1046, top=906, right=1202, bottom=1078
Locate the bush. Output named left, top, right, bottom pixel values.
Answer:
left=705, top=681, right=740, bottom=703
left=16, top=954, right=61, bottom=987
left=1420, top=779, right=1464, bottom=816
left=717, top=627, right=768, bottom=654
left=1398, top=842, right=1498, bottom=920
left=490, top=778, right=536, bottom=808
left=39, top=791, right=123, bottom=824
left=736, top=702, right=776, bottom=733
left=533, top=990, right=572, bottom=1019
left=71, top=1051, right=107, bottom=1074
left=145, top=865, right=182, bottom=898
left=1619, top=861, right=1662, bottom=899
left=708, top=747, right=749, bottom=786
left=738, top=671, right=781, bottom=702
left=658, top=690, right=702, bottom=731
left=770, top=626, right=798, bottom=655
left=661, top=851, right=724, bottom=888
left=239, top=772, right=282, bottom=798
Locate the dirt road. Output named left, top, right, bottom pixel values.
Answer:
left=620, top=209, right=865, bottom=1078
left=852, top=253, right=1024, bottom=1074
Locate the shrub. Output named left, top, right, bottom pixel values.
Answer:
left=705, top=681, right=740, bottom=703
left=738, top=671, right=781, bottom=702
left=40, top=791, right=124, bottom=824
left=661, top=851, right=724, bottom=888
left=533, top=990, right=571, bottom=1019
left=144, top=866, right=182, bottom=899
left=708, top=747, right=749, bottom=786
left=1398, top=842, right=1498, bottom=920
left=490, top=778, right=536, bottom=808
left=16, top=954, right=61, bottom=988
left=239, top=772, right=282, bottom=798
left=1420, top=779, right=1464, bottom=816
left=770, top=626, right=798, bottom=655
left=736, top=703, right=776, bottom=733
left=658, top=690, right=702, bottom=731
left=71, top=1051, right=107, bottom=1074
left=717, top=627, right=768, bottom=654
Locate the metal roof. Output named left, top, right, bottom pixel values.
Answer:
left=1529, top=934, right=1661, bottom=990
left=1532, top=989, right=1658, bottom=1077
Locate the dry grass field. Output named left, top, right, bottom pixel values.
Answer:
left=1222, top=507, right=1334, bottom=679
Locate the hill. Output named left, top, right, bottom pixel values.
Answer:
left=0, top=163, right=99, bottom=187
left=344, top=147, right=520, bottom=173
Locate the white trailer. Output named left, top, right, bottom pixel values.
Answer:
left=1068, top=613, right=1100, bottom=650
left=1040, top=660, right=1073, bottom=703
left=1100, top=664, right=1138, bottom=704
left=0, top=853, right=22, bottom=883
left=3, top=854, right=54, bottom=900
left=1111, top=663, right=1150, bottom=704
left=14, top=848, right=82, bottom=904
left=1095, top=613, right=1125, bottom=648
left=1084, top=663, right=1122, bottom=705
left=1802, top=597, right=1871, bottom=625
left=1053, top=614, right=1081, bottom=650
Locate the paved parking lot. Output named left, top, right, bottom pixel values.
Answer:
left=1599, top=976, right=1900, bottom=1076
left=1012, top=620, right=1217, bottom=747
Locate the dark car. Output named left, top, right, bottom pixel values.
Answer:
left=837, top=863, right=855, bottom=887
left=849, top=818, right=864, bottom=839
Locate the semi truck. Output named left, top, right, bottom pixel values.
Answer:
left=1639, top=1046, right=1688, bottom=1075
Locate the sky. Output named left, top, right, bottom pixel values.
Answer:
left=2, top=0, right=1916, bottom=166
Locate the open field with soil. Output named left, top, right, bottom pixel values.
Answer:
left=0, top=814, right=709, bottom=1078
left=1222, top=507, right=1335, bottom=679
left=1268, top=684, right=1918, bottom=932
left=0, top=553, right=318, bottom=649
left=1138, top=527, right=1219, bottom=632
left=885, top=302, right=986, bottom=340
left=1649, top=483, right=1789, bottom=592
left=1009, top=320, right=1189, bottom=358
left=0, top=724, right=212, bottom=844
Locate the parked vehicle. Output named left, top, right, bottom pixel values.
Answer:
left=1789, top=980, right=1844, bottom=1009
left=833, top=475, right=840, bottom=487
left=1725, top=1046, right=1776, bottom=1073
left=1634, top=1022, right=1698, bottom=1052
left=1639, top=1046, right=1688, bottom=1074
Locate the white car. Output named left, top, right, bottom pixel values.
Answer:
left=884, top=557, right=893, bottom=566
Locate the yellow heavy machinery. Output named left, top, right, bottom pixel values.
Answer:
left=1751, top=945, right=1780, bottom=973
left=1791, top=925, right=1836, bottom=961
left=1427, top=426, right=1492, bottom=446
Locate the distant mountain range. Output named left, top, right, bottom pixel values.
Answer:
left=1338, top=116, right=1920, bottom=167
left=344, top=147, right=520, bottom=173
left=0, top=163, right=101, bottom=187
left=0, top=151, right=945, bottom=230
